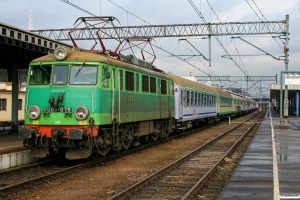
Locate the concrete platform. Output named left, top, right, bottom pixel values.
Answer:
left=218, top=110, right=300, bottom=200
left=0, top=131, right=36, bottom=170
left=0, top=131, right=25, bottom=155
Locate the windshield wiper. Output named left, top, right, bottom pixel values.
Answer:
left=75, top=61, right=85, bottom=77
left=38, top=62, right=50, bottom=76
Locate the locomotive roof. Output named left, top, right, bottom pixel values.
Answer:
left=31, top=48, right=171, bottom=80
left=168, top=74, right=218, bottom=95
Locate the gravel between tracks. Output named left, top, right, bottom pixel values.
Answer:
left=3, top=120, right=246, bottom=200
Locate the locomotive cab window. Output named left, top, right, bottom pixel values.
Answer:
left=70, top=65, right=97, bottom=85
left=102, top=67, right=110, bottom=88
left=52, top=65, right=68, bottom=85
left=29, top=65, right=51, bottom=85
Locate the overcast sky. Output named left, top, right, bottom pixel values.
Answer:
left=1, top=0, right=300, bottom=96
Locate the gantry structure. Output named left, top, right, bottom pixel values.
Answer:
left=31, top=20, right=287, bottom=40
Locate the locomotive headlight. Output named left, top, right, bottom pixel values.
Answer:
left=27, top=105, right=41, bottom=120
left=54, top=46, right=69, bottom=60
left=74, top=106, right=89, bottom=120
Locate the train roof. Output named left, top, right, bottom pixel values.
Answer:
left=168, top=74, right=218, bottom=95
left=215, top=89, right=232, bottom=98
left=31, top=48, right=171, bottom=80
left=224, top=90, right=255, bottom=102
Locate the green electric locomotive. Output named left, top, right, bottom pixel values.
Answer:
left=19, top=46, right=175, bottom=159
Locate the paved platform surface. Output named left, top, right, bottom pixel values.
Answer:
left=218, top=110, right=300, bottom=200
left=0, top=131, right=25, bottom=155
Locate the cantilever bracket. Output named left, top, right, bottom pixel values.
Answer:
left=178, top=39, right=210, bottom=61
left=231, top=37, right=282, bottom=61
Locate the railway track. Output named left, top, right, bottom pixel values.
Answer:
left=108, top=111, right=265, bottom=200
left=0, top=111, right=260, bottom=199
left=0, top=123, right=208, bottom=198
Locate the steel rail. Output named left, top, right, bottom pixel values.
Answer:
left=0, top=116, right=217, bottom=198
left=108, top=111, right=263, bottom=200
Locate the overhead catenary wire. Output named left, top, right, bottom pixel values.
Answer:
left=189, top=0, right=269, bottom=94
left=246, top=0, right=283, bottom=51
left=107, top=0, right=215, bottom=76
left=188, top=0, right=249, bottom=77
left=61, top=0, right=97, bottom=17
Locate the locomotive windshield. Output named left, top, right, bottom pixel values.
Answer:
left=29, top=64, right=51, bottom=84
left=52, top=65, right=68, bottom=84
left=70, top=65, right=97, bottom=85
left=29, top=64, right=98, bottom=85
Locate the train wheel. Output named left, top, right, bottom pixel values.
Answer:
left=91, top=151, right=99, bottom=160
left=150, top=133, right=159, bottom=142
left=23, top=139, right=31, bottom=148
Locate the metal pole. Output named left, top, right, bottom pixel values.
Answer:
left=11, top=63, right=19, bottom=133
left=280, top=72, right=283, bottom=127
left=296, top=91, right=299, bottom=117
left=208, top=23, right=211, bottom=67
left=283, top=15, right=289, bottom=127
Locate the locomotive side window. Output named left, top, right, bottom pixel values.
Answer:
left=168, top=82, right=174, bottom=95
left=53, top=65, right=68, bottom=85
left=70, top=65, right=97, bottom=85
left=161, top=80, right=166, bottom=94
left=150, top=77, right=156, bottom=93
left=126, top=71, right=134, bottom=91
left=142, top=75, right=149, bottom=92
left=102, top=67, right=109, bottom=88
left=29, top=65, right=51, bottom=85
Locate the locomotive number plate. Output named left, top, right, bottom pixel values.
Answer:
left=44, top=107, right=72, bottom=112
